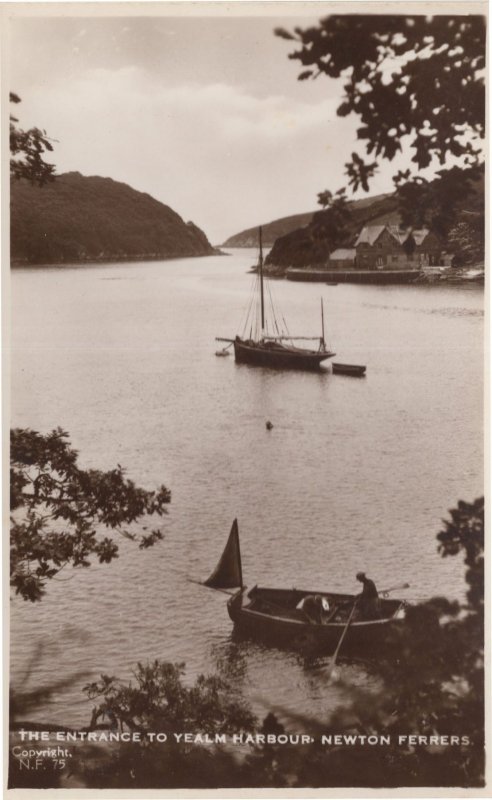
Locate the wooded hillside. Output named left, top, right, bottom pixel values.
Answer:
left=222, top=194, right=391, bottom=248
left=265, top=171, right=484, bottom=269
left=11, top=172, right=216, bottom=266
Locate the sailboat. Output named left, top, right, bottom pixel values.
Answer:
left=201, top=520, right=407, bottom=652
left=216, top=228, right=336, bottom=370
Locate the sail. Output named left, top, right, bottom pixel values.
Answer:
left=205, top=519, right=243, bottom=589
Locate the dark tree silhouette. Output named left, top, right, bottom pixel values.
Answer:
left=276, top=15, right=486, bottom=237
left=10, top=92, right=56, bottom=185
left=276, top=15, right=485, bottom=189
left=10, top=428, right=171, bottom=601
left=312, top=187, right=352, bottom=248
left=85, top=661, right=256, bottom=736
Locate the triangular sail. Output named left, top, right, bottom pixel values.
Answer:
left=205, top=519, right=243, bottom=589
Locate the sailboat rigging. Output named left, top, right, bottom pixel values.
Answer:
left=217, top=228, right=336, bottom=370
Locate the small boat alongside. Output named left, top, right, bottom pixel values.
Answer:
left=201, top=520, right=406, bottom=652
left=216, top=228, right=335, bottom=371
left=332, top=363, right=366, bottom=377
left=445, top=267, right=485, bottom=284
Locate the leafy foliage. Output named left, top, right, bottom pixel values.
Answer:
left=447, top=215, right=485, bottom=267
left=272, top=15, right=486, bottom=261
left=10, top=93, right=56, bottom=186
left=310, top=188, right=352, bottom=250
left=85, top=660, right=256, bottom=736
left=276, top=15, right=485, bottom=189
left=394, top=164, right=484, bottom=240
left=10, top=428, right=171, bottom=601
left=79, top=661, right=257, bottom=788
left=437, top=496, right=484, bottom=612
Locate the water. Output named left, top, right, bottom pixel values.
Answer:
left=9, top=251, right=484, bottom=727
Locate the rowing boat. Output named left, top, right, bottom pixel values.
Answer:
left=202, top=520, right=405, bottom=651
left=332, top=363, right=366, bottom=377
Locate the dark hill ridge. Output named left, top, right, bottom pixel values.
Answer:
left=222, top=212, right=314, bottom=248
left=265, top=194, right=400, bottom=269
left=11, top=172, right=217, bottom=266
left=222, top=193, right=392, bottom=249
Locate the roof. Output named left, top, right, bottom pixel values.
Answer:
left=354, top=225, right=386, bottom=246
left=408, top=228, right=431, bottom=246
left=385, top=225, right=408, bottom=245
left=329, top=248, right=356, bottom=260
left=355, top=224, right=432, bottom=247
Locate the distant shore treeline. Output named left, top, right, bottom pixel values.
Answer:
left=221, top=193, right=392, bottom=249
left=11, top=172, right=218, bottom=267
left=223, top=170, right=484, bottom=272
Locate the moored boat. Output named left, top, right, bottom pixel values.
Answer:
left=216, top=228, right=335, bottom=371
left=445, top=268, right=485, bottom=283
left=232, top=337, right=333, bottom=370
left=332, top=363, right=366, bottom=377
left=202, top=520, right=406, bottom=652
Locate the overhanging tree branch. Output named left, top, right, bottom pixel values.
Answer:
left=10, top=428, right=171, bottom=602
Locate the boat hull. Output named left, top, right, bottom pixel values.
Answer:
left=332, top=363, right=366, bottom=377
left=227, top=586, right=404, bottom=653
left=234, top=339, right=334, bottom=370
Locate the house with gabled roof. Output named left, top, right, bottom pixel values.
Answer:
left=351, top=224, right=443, bottom=271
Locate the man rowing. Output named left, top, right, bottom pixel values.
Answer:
left=356, top=572, right=381, bottom=619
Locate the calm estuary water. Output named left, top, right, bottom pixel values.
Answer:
left=9, top=250, right=484, bottom=727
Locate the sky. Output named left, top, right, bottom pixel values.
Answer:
left=4, top=5, right=462, bottom=244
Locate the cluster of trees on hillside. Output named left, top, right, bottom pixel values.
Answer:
left=11, top=173, right=215, bottom=265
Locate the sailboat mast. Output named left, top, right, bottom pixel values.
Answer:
left=321, top=297, right=326, bottom=348
left=238, top=532, right=244, bottom=589
left=259, top=227, right=265, bottom=334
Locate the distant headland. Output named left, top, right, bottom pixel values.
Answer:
left=11, top=172, right=220, bottom=267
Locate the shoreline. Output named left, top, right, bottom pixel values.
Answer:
left=10, top=249, right=227, bottom=269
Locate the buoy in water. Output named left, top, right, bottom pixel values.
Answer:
left=266, top=421, right=273, bottom=430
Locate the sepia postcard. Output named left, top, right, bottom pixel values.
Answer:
left=2, top=1, right=488, bottom=797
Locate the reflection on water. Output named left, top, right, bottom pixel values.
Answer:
left=10, top=251, right=483, bottom=726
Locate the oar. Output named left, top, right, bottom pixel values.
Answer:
left=326, top=600, right=358, bottom=679
left=380, top=582, right=410, bottom=598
